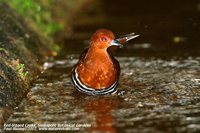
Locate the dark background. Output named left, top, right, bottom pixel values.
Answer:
left=64, top=0, right=200, bottom=58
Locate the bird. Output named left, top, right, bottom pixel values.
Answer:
left=71, top=29, right=139, bottom=95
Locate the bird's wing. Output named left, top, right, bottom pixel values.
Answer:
left=78, top=48, right=89, bottom=62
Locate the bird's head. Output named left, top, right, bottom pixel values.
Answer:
left=90, top=29, right=139, bottom=50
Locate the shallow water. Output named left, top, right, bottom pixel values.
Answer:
left=5, top=57, right=200, bottom=133
left=5, top=0, right=200, bottom=133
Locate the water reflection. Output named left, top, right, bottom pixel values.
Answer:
left=84, top=97, right=120, bottom=133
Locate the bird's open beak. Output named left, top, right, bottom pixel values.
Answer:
left=116, top=32, right=139, bottom=44
left=111, top=32, right=139, bottom=48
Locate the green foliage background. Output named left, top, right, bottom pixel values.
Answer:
left=7, top=0, right=62, bottom=36
left=0, top=0, right=62, bottom=52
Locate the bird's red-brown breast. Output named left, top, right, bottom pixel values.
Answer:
left=77, top=48, right=117, bottom=89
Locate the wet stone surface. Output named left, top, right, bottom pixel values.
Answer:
left=5, top=56, right=200, bottom=133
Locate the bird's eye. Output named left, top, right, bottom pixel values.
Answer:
left=101, top=36, right=107, bottom=42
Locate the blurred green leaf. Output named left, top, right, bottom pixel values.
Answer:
left=4, top=0, right=62, bottom=36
